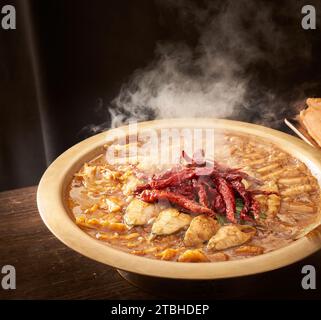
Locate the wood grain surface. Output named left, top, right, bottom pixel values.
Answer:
left=0, top=186, right=320, bottom=299
left=0, top=187, right=154, bottom=299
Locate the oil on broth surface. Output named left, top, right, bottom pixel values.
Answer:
left=67, top=131, right=320, bottom=262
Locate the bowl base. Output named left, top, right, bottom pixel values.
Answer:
left=117, top=269, right=261, bottom=299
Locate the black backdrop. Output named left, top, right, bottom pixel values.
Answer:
left=1, top=0, right=321, bottom=191
left=1, top=0, right=164, bottom=190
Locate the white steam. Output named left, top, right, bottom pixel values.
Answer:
left=91, top=0, right=316, bottom=130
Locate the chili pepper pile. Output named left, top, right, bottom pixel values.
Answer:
left=135, top=150, right=261, bottom=223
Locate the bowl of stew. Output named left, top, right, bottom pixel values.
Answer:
left=37, top=119, right=321, bottom=279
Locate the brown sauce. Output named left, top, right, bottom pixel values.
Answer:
left=67, top=131, right=320, bottom=262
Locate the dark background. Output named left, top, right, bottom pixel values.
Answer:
left=1, top=0, right=321, bottom=191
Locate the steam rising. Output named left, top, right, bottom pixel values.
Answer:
left=111, top=40, right=247, bottom=126
left=91, top=0, right=320, bottom=131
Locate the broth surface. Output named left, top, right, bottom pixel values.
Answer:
left=67, top=131, right=320, bottom=262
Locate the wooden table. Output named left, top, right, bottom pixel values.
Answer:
left=0, top=186, right=321, bottom=299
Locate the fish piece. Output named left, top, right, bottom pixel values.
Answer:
left=266, top=194, right=281, bottom=218
left=264, top=219, right=299, bottom=237
left=184, top=215, right=219, bottom=246
left=151, top=208, right=192, bottom=236
left=281, top=184, right=314, bottom=196
left=234, top=245, right=264, bottom=256
left=102, top=197, right=122, bottom=213
left=124, top=198, right=159, bottom=226
left=113, top=142, right=138, bottom=154
left=280, top=202, right=315, bottom=213
left=242, top=152, right=265, bottom=160
left=131, top=247, right=158, bottom=256
left=76, top=216, right=129, bottom=232
left=69, top=186, right=97, bottom=208
left=122, top=175, right=142, bottom=195
left=100, top=220, right=128, bottom=232
left=261, top=169, right=284, bottom=180
left=278, top=177, right=310, bottom=185
left=260, top=181, right=279, bottom=193
left=84, top=203, right=99, bottom=214
left=255, top=188, right=280, bottom=220
left=178, top=249, right=209, bottom=262
left=155, top=248, right=180, bottom=261
left=277, top=213, right=297, bottom=225
left=244, top=157, right=266, bottom=166
left=207, top=225, right=256, bottom=251
left=209, top=252, right=229, bottom=261
left=256, top=163, right=281, bottom=174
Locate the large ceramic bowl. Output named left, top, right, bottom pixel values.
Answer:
left=37, top=119, right=321, bottom=280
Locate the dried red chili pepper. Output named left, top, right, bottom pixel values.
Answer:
left=139, top=189, right=215, bottom=216
left=206, top=185, right=226, bottom=213
left=250, top=198, right=261, bottom=220
left=170, top=180, right=195, bottom=200
left=136, top=168, right=196, bottom=192
left=230, top=179, right=253, bottom=222
left=150, top=168, right=195, bottom=189
left=135, top=149, right=261, bottom=223
left=193, top=181, right=209, bottom=208
left=214, top=177, right=237, bottom=223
